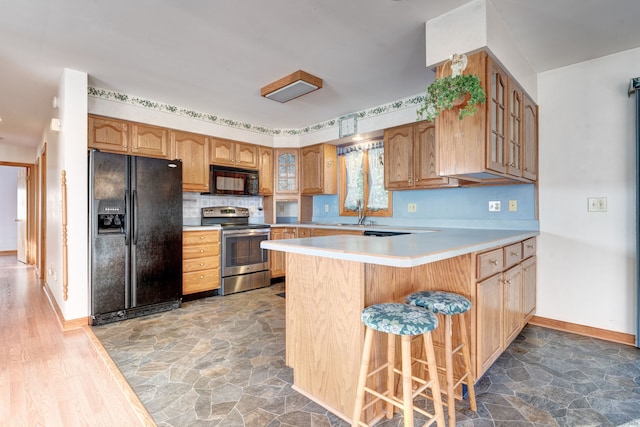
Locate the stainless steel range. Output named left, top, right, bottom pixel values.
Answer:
left=201, top=206, right=270, bottom=295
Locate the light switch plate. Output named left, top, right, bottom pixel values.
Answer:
left=587, top=197, right=607, bottom=212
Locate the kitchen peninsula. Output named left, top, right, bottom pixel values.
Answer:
left=261, top=227, right=538, bottom=422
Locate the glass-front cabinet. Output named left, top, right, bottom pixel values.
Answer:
left=275, top=148, right=299, bottom=194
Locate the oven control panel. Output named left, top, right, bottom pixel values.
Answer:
left=202, top=206, right=250, bottom=218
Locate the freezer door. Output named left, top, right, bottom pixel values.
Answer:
left=131, top=156, right=183, bottom=306
left=90, top=151, right=129, bottom=316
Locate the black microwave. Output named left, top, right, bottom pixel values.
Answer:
left=207, top=165, right=259, bottom=196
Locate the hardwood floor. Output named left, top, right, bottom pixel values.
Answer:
left=0, top=255, right=153, bottom=426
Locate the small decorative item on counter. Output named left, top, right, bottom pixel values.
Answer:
left=417, top=53, right=486, bottom=122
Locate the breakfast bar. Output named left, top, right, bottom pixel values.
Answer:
left=261, top=227, right=538, bottom=423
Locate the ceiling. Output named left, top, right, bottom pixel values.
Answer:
left=1, top=0, right=640, bottom=149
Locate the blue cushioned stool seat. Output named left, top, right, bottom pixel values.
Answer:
left=405, top=290, right=471, bottom=315
left=361, top=303, right=438, bottom=335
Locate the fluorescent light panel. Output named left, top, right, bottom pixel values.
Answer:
left=261, top=70, right=323, bottom=103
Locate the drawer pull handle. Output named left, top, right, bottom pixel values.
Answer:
left=490, top=260, right=498, bottom=265
left=504, top=279, right=511, bottom=285
left=511, top=251, right=520, bottom=257
left=527, top=244, right=534, bottom=249
left=200, top=249, right=204, bottom=253
left=200, top=262, right=205, bottom=266
left=200, top=236, right=205, bottom=239
left=200, top=275, right=204, bottom=279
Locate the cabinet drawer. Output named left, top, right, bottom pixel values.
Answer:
left=504, top=243, right=522, bottom=269
left=183, top=268, right=220, bottom=294
left=477, top=249, right=504, bottom=280
left=183, top=230, right=220, bottom=245
left=183, top=256, right=218, bottom=273
left=183, top=244, right=219, bottom=259
left=298, top=228, right=312, bottom=238
left=522, top=237, right=536, bottom=259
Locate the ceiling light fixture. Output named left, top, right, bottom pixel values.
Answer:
left=261, top=70, right=323, bottom=103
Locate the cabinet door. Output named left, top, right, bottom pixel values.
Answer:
left=486, top=60, right=508, bottom=174
left=523, top=94, right=538, bottom=181
left=88, top=116, right=129, bottom=153
left=301, top=145, right=323, bottom=194
left=503, top=265, right=523, bottom=347
left=131, top=123, right=171, bottom=159
left=414, top=122, right=457, bottom=188
left=258, top=147, right=274, bottom=195
left=235, top=142, right=258, bottom=169
left=506, top=81, right=523, bottom=178
left=476, top=274, right=503, bottom=377
left=384, top=124, right=414, bottom=189
left=270, top=227, right=296, bottom=278
left=522, top=256, right=536, bottom=324
left=210, top=138, right=235, bottom=166
left=173, top=131, right=210, bottom=192
left=275, top=149, right=299, bottom=194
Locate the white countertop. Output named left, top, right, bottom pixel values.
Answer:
left=261, top=228, right=539, bottom=267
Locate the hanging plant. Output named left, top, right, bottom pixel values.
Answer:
left=417, top=73, right=486, bottom=122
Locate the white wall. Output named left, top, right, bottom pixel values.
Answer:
left=0, top=142, right=36, bottom=164
left=43, top=69, right=88, bottom=320
left=538, top=47, right=639, bottom=335
left=0, top=166, right=19, bottom=251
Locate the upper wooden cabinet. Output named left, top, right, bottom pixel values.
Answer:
left=275, top=148, right=299, bottom=194
left=258, top=146, right=274, bottom=195
left=300, top=144, right=337, bottom=195
left=522, top=94, right=539, bottom=181
left=88, top=115, right=172, bottom=160
left=436, top=51, right=538, bottom=184
left=384, top=121, right=457, bottom=190
left=172, top=131, right=210, bottom=192
left=211, top=138, right=258, bottom=169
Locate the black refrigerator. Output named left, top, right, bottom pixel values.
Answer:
left=89, top=150, right=183, bottom=325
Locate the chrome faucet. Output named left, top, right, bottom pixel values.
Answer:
left=357, top=200, right=366, bottom=225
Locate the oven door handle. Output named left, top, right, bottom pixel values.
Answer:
left=221, top=228, right=271, bottom=236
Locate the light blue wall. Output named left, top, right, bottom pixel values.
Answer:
left=312, top=184, right=538, bottom=230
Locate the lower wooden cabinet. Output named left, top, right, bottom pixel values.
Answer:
left=475, top=237, right=536, bottom=378
left=270, top=227, right=297, bottom=278
left=182, top=230, right=220, bottom=295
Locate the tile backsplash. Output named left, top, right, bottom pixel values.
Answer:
left=183, top=194, right=264, bottom=225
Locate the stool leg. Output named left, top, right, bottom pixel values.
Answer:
left=459, top=314, right=477, bottom=411
left=423, top=332, right=445, bottom=427
left=352, top=327, right=374, bottom=427
left=444, top=315, right=456, bottom=427
left=386, top=331, right=396, bottom=419
left=400, top=335, right=414, bottom=427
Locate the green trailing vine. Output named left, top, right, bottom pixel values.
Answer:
left=417, top=74, right=486, bottom=121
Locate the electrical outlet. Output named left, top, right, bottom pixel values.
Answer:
left=408, top=203, right=417, bottom=213
left=488, top=201, right=501, bottom=212
left=324, top=204, right=329, bottom=213
left=508, top=200, right=518, bottom=212
left=587, top=197, right=607, bottom=212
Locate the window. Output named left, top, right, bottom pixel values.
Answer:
left=338, top=141, right=392, bottom=218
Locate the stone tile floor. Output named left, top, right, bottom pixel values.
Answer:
left=93, top=283, right=640, bottom=426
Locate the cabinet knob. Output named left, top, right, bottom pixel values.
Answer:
left=526, top=244, right=534, bottom=249
left=511, top=251, right=520, bottom=257
left=415, top=178, right=420, bottom=182
left=200, top=236, right=205, bottom=239
left=490, top=259, right=498, bottom=265
left=200, top=262, right=205, bottom=266
left=200, top=249, right=204, bottom=253
left=504, top=279, right=511, bottom=285
left=200, top=275, right=204, bottom=279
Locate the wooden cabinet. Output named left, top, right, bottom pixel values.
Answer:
left=275, top=148, right=299, bottom=194
left=384, top=121, right=457, bottom=190
left=300, top=144, right=337, bottom=195
left=523, top=94, right=539, bottom=181
left=475, top=237, right=535, bottom=377
left=89, top=116, right=129, bottom=153
left=182, top=230, right=220, bottom=295
left=88, top=115, right=172, bottom=159
left=270, top=227, right=297, bottom=278
left=258, top=146, right=274, bottom=195
left=211, top=138, right=258, bottom=169
left=436, top=51, right=538, bottom=184
left=173, top=131, right=210, bottom=192
left=302, top=227, right=364, bottom=237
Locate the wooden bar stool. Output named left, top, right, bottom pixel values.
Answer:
left=352, top=303, right=445, bottom=427
left=406, top=291, right=477, bottom=427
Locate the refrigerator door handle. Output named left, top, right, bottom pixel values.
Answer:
left=133, top=189, right=139, bottom=245
left=124, top=190, right=131, bottom=246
